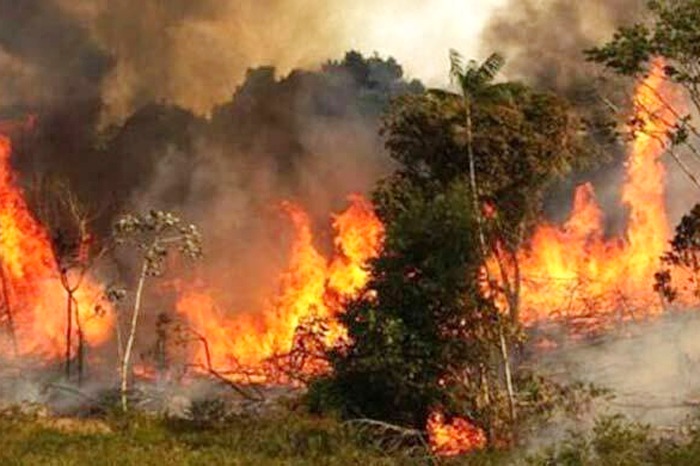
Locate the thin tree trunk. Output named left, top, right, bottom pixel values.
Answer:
left=0, top=265, right=17, bottom=357
left=464, top=95, right=517, bottom=424
left=479, top=364, right=494, bottom=443
left=498, top=323, right=516, bottom=422
left=121, top=261, right=148, bottom=412
left=464, top=99, right=489, bottom=256
left=65, top=289, right=73, bottom=380
left=73, top=297, right=84, bottom=386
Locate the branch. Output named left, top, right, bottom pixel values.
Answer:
left=186, top=330, right=264, bottom=402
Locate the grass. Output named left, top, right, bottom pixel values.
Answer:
left=0, top=408, right=434, bottom=466
left=3, top=406, right=700, bottom=465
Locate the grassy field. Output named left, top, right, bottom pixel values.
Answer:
left=0, top=409, right=441, bottom=466
left=3, top=406, right=700, bottom=465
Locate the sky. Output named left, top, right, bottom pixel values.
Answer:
left=338, top=0, right=509, bottom=85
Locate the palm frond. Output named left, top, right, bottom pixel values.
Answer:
left=477, top=53, right=506, bottom=83
left=448, top=49, right=464, bottom=83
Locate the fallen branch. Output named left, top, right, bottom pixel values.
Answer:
left=187, top=331, right=264, bottom=402
left=344, top=418, right=437, bottom=464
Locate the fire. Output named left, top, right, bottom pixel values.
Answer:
left=427, top=411, right=487, bottom=456
left=328, top=194, right=385, bottom=293
left=177, top=195, right=384, bottom=380
left=515, top=59, right=678, bottom=328
left=0, top=134, right=112, bottom=359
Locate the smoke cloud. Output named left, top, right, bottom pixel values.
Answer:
left=481, top=0, right=644, bottom=92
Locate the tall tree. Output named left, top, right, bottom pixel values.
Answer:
left=314, top=54, right=592, bottom=445
left=443, top=51, right=508, bottom=257
left=383, top=68, right=589, bottom=324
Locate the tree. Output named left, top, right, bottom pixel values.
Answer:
left=655, top=203, right=700, bottom=304
left=313, top=53, right=592, bottom=441
left=440, top=51, right=507, bottom=256
left=29, top=175, right=108, bottom=383
left=315, top=181, right=508, bottom=439
left=382, top=64, right=589, bottom=324
left=113, top=210, right=202, bottom=412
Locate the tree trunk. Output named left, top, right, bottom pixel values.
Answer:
left=73, top=297, right=84, bottom=386
left=65, top=289, right=73, bottom=380
left=464, top=98, right=488, bottom=256
left=0, top=265, right=17, bottom=357
left=498, top=322, right=516, bottom=423
left=121, top=261, right=148, bottom=412
left=465, top=95, right=517, bottom=426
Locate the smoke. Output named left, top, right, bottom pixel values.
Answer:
left=0, top=0, right=108, bottom=113
left=54, top=0, right=350, bottom=123
left=482, top=0, right=644, bottom=93
left=538, top=313, right=700, bottom=427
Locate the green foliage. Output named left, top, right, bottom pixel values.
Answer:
left=448, top=51, right=506, bottom=98
left=382, top=79, right=588, bottom=252
left=317, top=181, right=503, bottom=432
left=315, top=54, right=596, bottom=443
left=655, top=203, right=700, bottom=302
left=526, top=414, right=700, bottom=466
left=587, top=1, right=700, bottom=79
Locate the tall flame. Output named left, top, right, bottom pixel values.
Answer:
left=0, top=135, right=112, bottom=359
left=177, top=195, right=384, bottom=379
left=516, top=59, right=677, bottom=328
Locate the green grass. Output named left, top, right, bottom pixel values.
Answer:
left=0, top=410, right=432, bottom=466
left=3, top=408, right=700, bottom=465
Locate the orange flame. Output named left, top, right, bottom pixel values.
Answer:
left=177, top=195, right=384, bottom=380
left=427, top=411, right=487, bottom=456
left=0, top=135, right=112, bottom=359
left=516, top=58, right=679, bottom=328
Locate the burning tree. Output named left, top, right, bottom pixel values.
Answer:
left=113, top=210, right=202, bottom=412
left=28, top=175, right=110, bottom=384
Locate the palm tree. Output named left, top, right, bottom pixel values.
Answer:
left=436, top=51, right=517, bottom=423
left=447, top=51, right=507, bottom=253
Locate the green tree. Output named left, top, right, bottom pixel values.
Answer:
left=314, top=53, right=593, bottom=446
left=315, top=181, right=506, bottom=438
left=382, top=65, right=588, bottom=324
